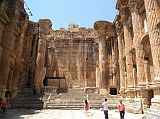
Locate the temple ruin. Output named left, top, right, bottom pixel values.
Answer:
left=0, top=0, right=160, bottom=118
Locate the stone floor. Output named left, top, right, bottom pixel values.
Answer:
left=0, top=109, right=145, bottom=119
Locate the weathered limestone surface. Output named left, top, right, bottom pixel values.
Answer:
left=116, top=0, right=160, bottom=117
left=34, top=19, right=52, bottom=93
left=94, top=21, right=118, bottom=94
left=0, top=0, right=29, bottom=97
left=46, top=25, right=99, bottom=89
left=0, top=1, right=159, bottom=118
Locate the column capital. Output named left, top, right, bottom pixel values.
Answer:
left=115, top=20, right=123, bottom=35
left=94, top=20, right=115, bottom=37
left=129, top=0, right=140, bottom=13
left=38, top=19, right=52, bottom=35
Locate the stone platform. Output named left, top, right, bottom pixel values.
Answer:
left=0, top=109, right=145, bottom=119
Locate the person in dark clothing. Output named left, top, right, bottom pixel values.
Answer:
left=33, top=85, right=36, bottom=95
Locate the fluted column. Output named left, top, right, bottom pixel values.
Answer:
left=121, top=14, right=134, bottom=90
left=129, top=0, right=144, bottom=85
left=116, top=21, right=125, bottom=93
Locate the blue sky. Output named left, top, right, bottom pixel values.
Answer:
left=25, top=0, right=117, bottom=30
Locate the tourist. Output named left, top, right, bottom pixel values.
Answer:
left=117, top=99, right=125, bottom=119
left=0, top=97, right=2, bottom=109
left=84, top=100, right=90, bottom=114
left=102, top=99, right=109, bottom=119
left=33, top=85, right=36, bottom=95
left=1, top=97, right=7, bottom=113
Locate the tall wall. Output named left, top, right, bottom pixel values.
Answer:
left=45, top=26, right=99, bottom=88
left=0, top=0, right=29, bottom=97
left=0, top=0, right=39, bottom=98
left=115, top=0, right=160, bottom=115
left=1, top=2, right=159, bottom=116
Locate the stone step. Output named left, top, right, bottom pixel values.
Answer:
left=12, top=104, right=43, bottom=109
left=12, top=88, right=43, bottom=109
left=46, top=103, right=117, bottom=110
left=13, top=100, right=43, bottom=105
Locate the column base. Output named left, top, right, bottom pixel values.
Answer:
left=150, top=95, right=160, bottom=109
left=124, top=98, right=143, bottom=114
left=99, top=89, right=109, bottom=95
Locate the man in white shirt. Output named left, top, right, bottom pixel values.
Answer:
left=102, top=99, right=109, bottom=119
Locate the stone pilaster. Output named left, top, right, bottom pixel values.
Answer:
left=144, top=0, right=160, bottom=113
left=144, top=0, right=160, bottom=83
left=129, top=0, right=145, bottom=87
left=120, top=7, right=135, bottom=93
left=10, top=13, right=29, bottom=96
left=0, top=0, right=21, bottom=96
left=34, top=19, right=52, bottom=93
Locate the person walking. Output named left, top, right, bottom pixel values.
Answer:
left=102, top=99, right=109, bottom=119
left=117, top=99, right=125, bottom=119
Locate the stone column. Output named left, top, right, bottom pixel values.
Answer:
left=129, top=0, right=144, bottom=85
left=144, top=0, right=160, bottom=111
left=94, top=21, right=109, bottom=93
left=154, top=0, right=160, bottom=22
left=116, top=21, right=125, bottom=93
left=121, top=15, right=134, bottom=90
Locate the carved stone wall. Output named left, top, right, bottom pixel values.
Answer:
left=1, top=1, right=159, bottom=116
left=45, top=26, right=99, bottom=88
left=116, top=0, right=160, bottom=115
left=0, top=0, right=29, bottom=97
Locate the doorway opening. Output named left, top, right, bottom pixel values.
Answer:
left=110, top=88, right=117, bottom=95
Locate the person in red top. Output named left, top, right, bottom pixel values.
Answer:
left=117, top=100, right=125, bottom=119
left=84, top=100, right=90, bottom=114
left=1, top=98, right=7, bottom=113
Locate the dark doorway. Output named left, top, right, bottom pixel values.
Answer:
left=43, top=78, right=48, bottom=86
left=43, top=76, right=68, bottom=93
left=110, top=88, right=117, bottom=95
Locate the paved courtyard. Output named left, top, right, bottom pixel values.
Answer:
left=0, top=109, right=145, bottom=119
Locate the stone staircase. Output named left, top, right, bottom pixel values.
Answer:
left=12, top=88, right=44, bottom=109
left=44, top=88, right=120, bottom=110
